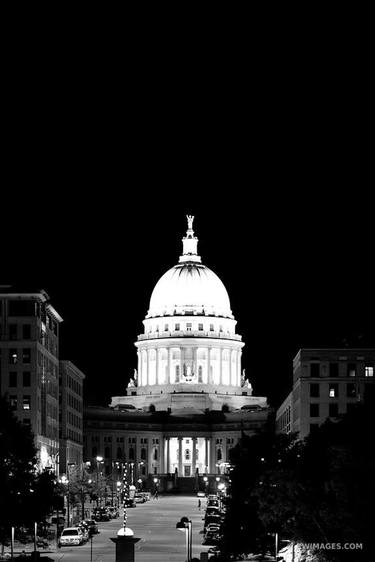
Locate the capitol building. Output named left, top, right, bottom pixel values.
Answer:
left=84, top=217, right=270, bottom=490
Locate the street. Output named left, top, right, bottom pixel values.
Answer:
left=44, top=495, right=211, bottom=561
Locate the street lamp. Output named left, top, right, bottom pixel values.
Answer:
left=176, top=516, right=192, bottom=562
left=215, top=476, right=220, bottom=493
left=96, top=456, right=104, bottom=507
left=59, top=475, right=70, bottom=525
left=203, top=476, right=208, bottom=496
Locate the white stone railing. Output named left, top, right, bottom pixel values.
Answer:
left=137, top=331, right=242, bottom=341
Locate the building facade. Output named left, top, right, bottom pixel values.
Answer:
left=59, top=360, right=85, bottom=474
left=276, top=347, right=375, bottom=438
left=0, top=287, right=62, bottom=471
left=84, top=217, right=271, bottom=491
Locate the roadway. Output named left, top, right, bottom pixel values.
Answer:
left=43, top=495, right=211, bottom=561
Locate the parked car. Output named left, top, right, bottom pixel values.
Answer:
left=59, top=527, right=85, bottom=546
left=207, top=494, right=218, bottom=501
left=108, top=507, right=120, bottom=518
left=207, top=499, right=219, bottom=508
left=77, top=521, right=90, bottom=542
left=92, top=507, right=111, bottom=521
left=83, top=519, right=99, bottom=535
left=134, top=493, right=146, bottom=503
left=141, top=492, right=151, bottom=501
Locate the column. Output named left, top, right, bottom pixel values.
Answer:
left=238, top=351, right=242, bottom=386
left=207, top=348, right=212, bottom=384
left=219, top=348, right=223, bottom=385
left=146, top=349, right=150, bottom=386
left=180, top=347, right=184, bottom=382
left=137, top=351, right=141, bottom=386
left=178, top=437, right=183, bottom=475
left=166, top=437, right=170, bottom=473
left=192, top=437, right=197, bottom=473
left=156, top=347, right=159, bottom=385
left=229, top=348, right=232, bottom=386
left=193, top=348, right=197, bottom=379
left=168, top=348, right=172, bottom=384
left=205, top=438, right=209, bottom=473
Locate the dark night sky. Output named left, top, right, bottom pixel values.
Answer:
left=2, top=36, right=373, bottom=409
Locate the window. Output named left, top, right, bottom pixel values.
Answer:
left=23, top=396, right=31, bottom=410
left=347, top=383, right=356, bottom=398
left=152, top=439, right=159, bottom=444
left=141, top=465, right=146, bottom=475
left=365, top=366, right=374, bottom=377
left=198, top=366, right=203, bottom=383
left=153, top=449, right=158, bottom=461
left=329, top=403, right=339, bottom=417
left=185, top=449, right=190, bottom=460
left=210, top=324, right=214, bottom=331
left=22, top=349, right=31, bottom=364
left=129, top=447, right=135, bottom=460
left=198, top=323, right=203, bottom=331
left=310, top=383, right=320, bottom=398
left=164, top=324, right=169, bottom=331
left=216, top=438, right=223, bottom=444
left=329, top=383, right=338, bottom=398
left=9, top=324, right=17, bottom=340
left=22, top=325, right=31, bottom=339
left=23, top=372, right=31, bottom=387
left=310, top=404, right=319, bottom=417
left=141, top=438, right=148, bottom=444
left=217, top=448, right=222, bottom=461
left=9, top=396, right=17, bottom=410
left=117, top=448, right=123, bottom=459
left=9, top=349, right=18, bottom=364
left=310, top=363, right=320, bottom=377
left=9, top=372, right=17, bottom=387
left=141, top=448, right=147, bottom=460
left=175, top=365, right=180, bottom=383
left=329, top=363, right=339, bottom=377
left=186, top=323, right=192, bottom=331
left=175, top=324, right=180, bottom=331
left=347, top=363, right=356, bottom=377
left=104, top=446, right=110, bottom=458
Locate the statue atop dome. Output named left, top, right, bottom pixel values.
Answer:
left=187, top=215, right=194, bottom=231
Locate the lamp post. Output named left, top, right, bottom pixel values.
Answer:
left=176, top=516, right=192, bottom=562
left=203, top=476, right=208, bottom=496
left=59, top=475, right=69, bottom=525
left=96, top=456, right=104, bottom=507
left=215, top=476, right=220, bottom=493
left=116, top=481, right=122, bottom=507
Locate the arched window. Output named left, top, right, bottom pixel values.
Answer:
left=175, top=365, right=180, bottom=383
left=217, top=448, right=222, bottom=461
left=141, top=448, right=147, bottom=460
left=185, top=449, right=190, bottom=461
left=198, top=366, right=203, bottom=383
left=92, top=446, right=97, bottom=457
left=104, top=446, right=110, bottom=458
left=153, top=449, right=158, bottom=461
left=117, top=447, right=123, bottom=459
left=129, top=447, right=135, bottom=460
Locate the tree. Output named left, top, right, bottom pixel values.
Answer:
left=0, top=395, right=37, bottom=550
left=0, top=396, right=63, bottom=551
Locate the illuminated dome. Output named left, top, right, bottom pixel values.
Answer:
left=147, top=217, right=233, bottom=319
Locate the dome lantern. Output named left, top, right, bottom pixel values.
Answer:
left=179, top=215, right=201, bottom=264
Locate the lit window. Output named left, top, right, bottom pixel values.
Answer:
left=9, top=396, right=17, bottom=410
left=329, top=384, right=338, bottom=398
left=9, top=349, right=18, bottom=364
left=365, top=366, right=374, bottom=377
left=23, top=396, right=31, bottom=410
left=347, top=363, right=356, bottom=377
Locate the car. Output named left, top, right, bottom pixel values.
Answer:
left=207, top=499, right=219, bottom=508
left=92, top=507, right=111, bottom=522
left=207, top=494, right=218, bottom=501
left=206, top=506, right=220, bottom=516
left=197, top=491, right=206, bottom=497
left=59, top=527, right=85, bottom=546
left=83, top=519, right=99, bottom=535
left=108, top=507, right=120, bottom=518
left=141, top=492, right=151, bottom=501
left=134, top=493, right=146, bottom=503
left=77, top=522, right=89, bottom=542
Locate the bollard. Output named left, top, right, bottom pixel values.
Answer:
left=110, top=528, right=141, bottom=562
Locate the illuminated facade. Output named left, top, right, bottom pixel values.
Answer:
left=84, top=218, right=270, bottom=489
left=0, top=288, right=62, bottom=472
